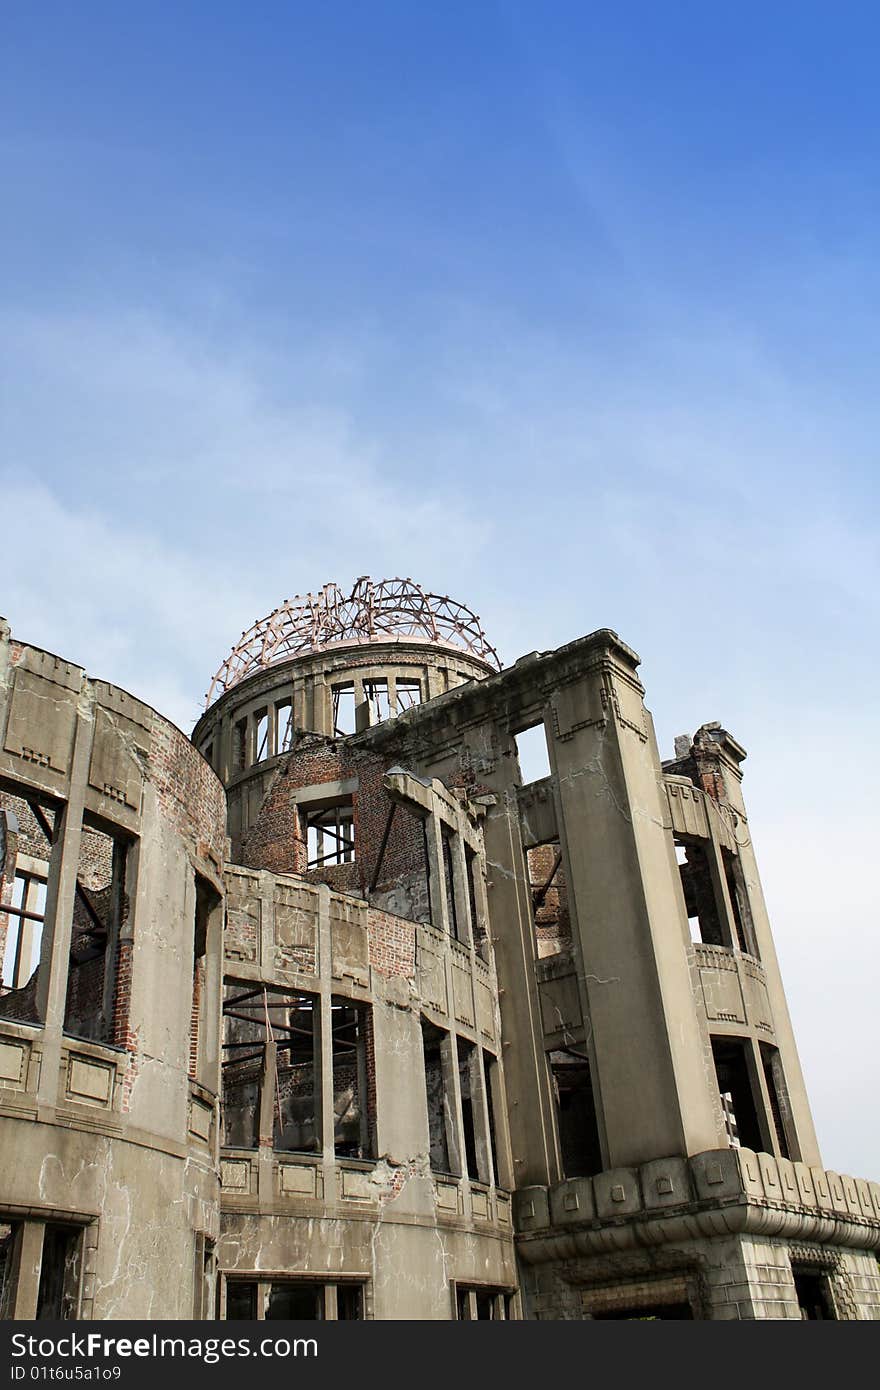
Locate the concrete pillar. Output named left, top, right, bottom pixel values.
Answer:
left=547, top=646, right=722, bottom=1166
left=479, top=737, right=561, bottom=1187
left=12, top=1221, right=43, bottom=1319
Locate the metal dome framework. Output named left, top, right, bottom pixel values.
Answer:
left=205, top=577, right=501, bottom=706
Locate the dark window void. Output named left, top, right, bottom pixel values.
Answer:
left=792, top=1267, right=836, bottom=1320
left=332, top=684, right=356, bottom=736
left=225, top=1281, right=257, bottom=1320
left=455, top=1286, right=512, bottom=1319
left=465, top=847, right=483, bottom=953
left=550, top=1049, right=603, bottom=1178
left=64, top=820, right=130, bottom=1044
left=722, top=849, right=759, bottom=958
left=190, top=877, right=219, bottom=1086
left=336, top=1284, right=363, bottom=1319
left=306, top=802, right=355, bottom=868
left=225, top=1280, right=362, bottom=1320
left=441, top=829, right=466, bottom=943
left=422, top=1019, right=455, bottom=1176
left=0, top=1222, right=21, bottom=1319
left=457, top=1040, right=483, bottom=1183
left=711, top=1038, right=765, bottom=1152
left=222, top=985, right=318, bottom=1153
left=760, top=1042, right=793, bottom=1160
left=675, top=839, right=726, bottom=947
left=36, top=1225, right=82, bottom=1320
left=266, top=1283, right=323, bottom=1320
left=233, top=719, right=247, bottom=772
left=331, top=999, right=375, bottom=1159
left=483, top=1050, right=501, bottom=1185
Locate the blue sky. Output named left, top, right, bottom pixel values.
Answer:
left=1, top=3, right=878, bottom=1175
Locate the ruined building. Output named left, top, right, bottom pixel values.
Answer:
left=0, top=578, right=878, bottom=1320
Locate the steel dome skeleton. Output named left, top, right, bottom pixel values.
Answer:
left=205, top=576, right=501, bottom=707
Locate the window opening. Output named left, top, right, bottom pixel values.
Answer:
left=275, top=700, right=294, bottom=755
left=331, top=999, right=374, bottom=1159
left=441, top=829, right=461, bottom=941
left=2, top=871, right=46, bottom=990
left=711, top=1037, right=764, bottom=1152
left=422, top=1019, right=455, bottom=1175
left=395, top=679, right=421, bottom=713
left=36, top=1224, right=82, bottom=1321
left=515, top=725, right=551, bottom=783
left=306, top=802, right=355, bottom=868
left=254, top=709, right=269, bottom=763
left=332, top=685, right=356, bottom=737
left=549, top=1048, right=603, bottom=1178
left=792, top=1267, right=836, bottom=1320
left=675, top=839, right=726, bottom=947
left=222, top=985, right=318, bottom=1153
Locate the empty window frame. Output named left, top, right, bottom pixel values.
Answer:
left=549, top=1049, right=603, bottom=1179
left=224, top=1279, right=364, bottom=1320
left=395, top=679, right=421, bottom=712
left=0, top=794, right=55, bottom=1020
left=222, top=985, right=318, bottom=1154
left=482, top=1049, right=502, bottom=1186
left=332, top=684, right=356, bottom=737
left=675, top=839, right=727, bottom=947
left=306, top=801, right=355, bottom=868
left=331, top=999, right=375, bottom=1159
left=457, top=1040, right=491, bottom=1185
left=455, top=1285, right=514, bottom=1320
left=254, top=709, right=270, bottom=763
left=711, top=1037, right=765, bottom=1152
left=792, top=1265, right=837, bottom=1320
left=421, top=1019, right=456, bottom=1176
left=275, top=699, right=294, bottom=755
left=362, top=680, right=393, bottom=725
left=36, top=1224, right=83, bottom=1320
left=514, top=724, right=552, bottom=784
left=2, top=869, right=46, bottom=990
left=64, top=820, right=130, bottom=1043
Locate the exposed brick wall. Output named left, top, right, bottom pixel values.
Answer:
left=240, top=735, right=431, bottom=918
left=367, top=908, right=416, bottom=979
left=148, top=718, right=227, bottom=864
left=0, top=791, right=54, bottom=863
left=527, top=843, right=571, bottom=956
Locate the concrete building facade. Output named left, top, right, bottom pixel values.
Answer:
left=1, top=578, right=878, bottom=1319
